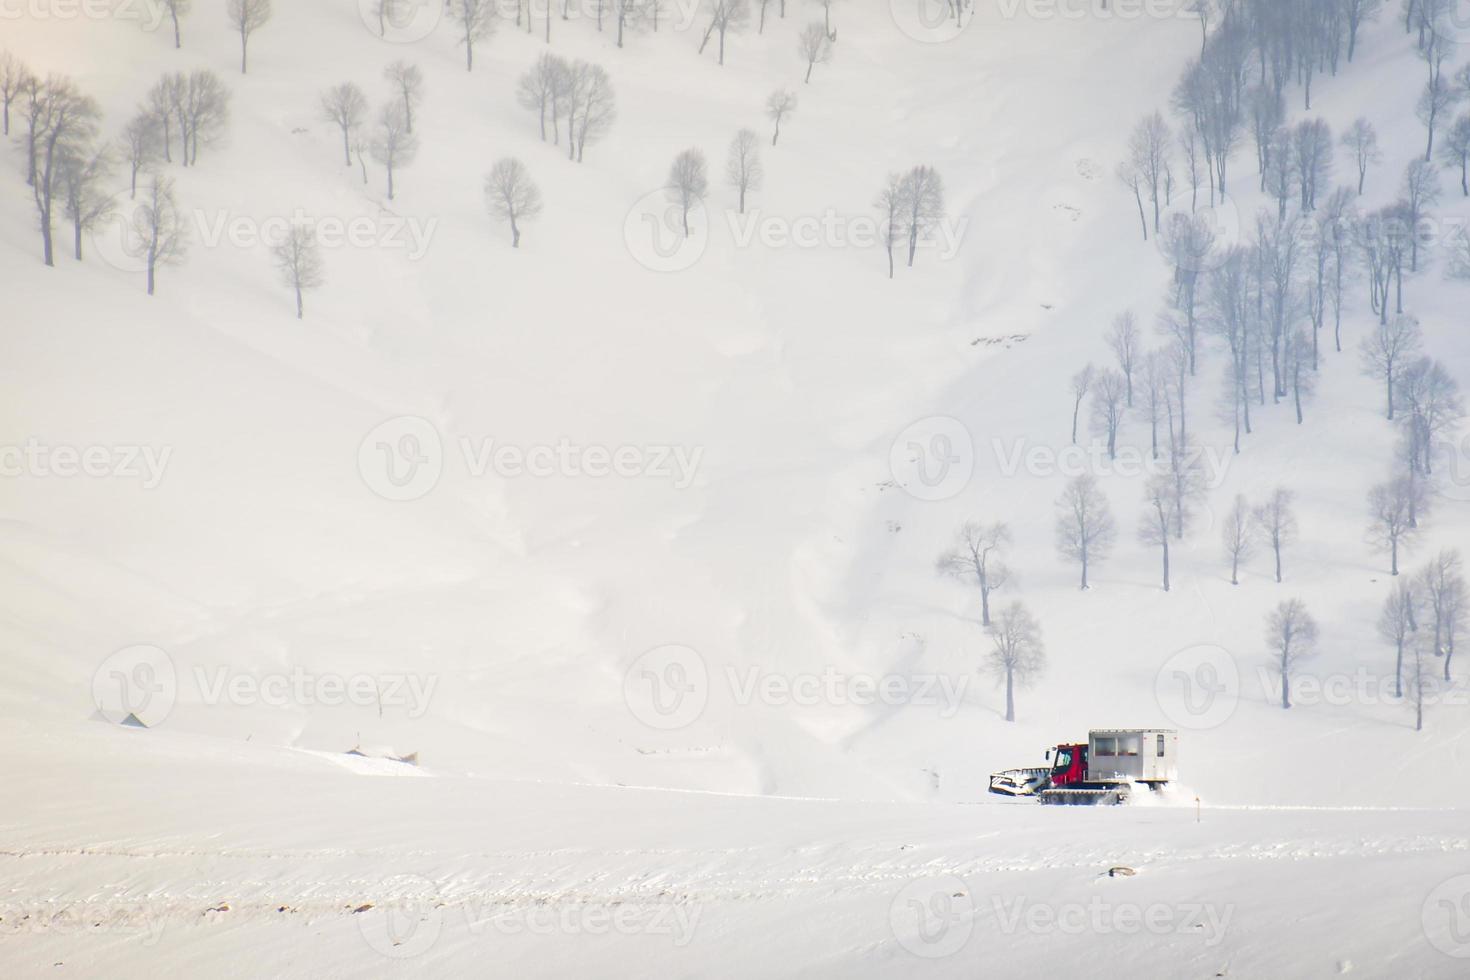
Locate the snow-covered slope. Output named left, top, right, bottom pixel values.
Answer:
left=3, top=0, right=1470, bottom=975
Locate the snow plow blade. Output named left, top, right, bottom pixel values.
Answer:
left=988, top=768, right=1050, bottom=797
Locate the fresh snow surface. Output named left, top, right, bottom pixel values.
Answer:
left=3, top=0, right=1470, bottom=976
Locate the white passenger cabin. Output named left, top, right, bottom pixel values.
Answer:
left=1085, top=728, right=1178, bottom=785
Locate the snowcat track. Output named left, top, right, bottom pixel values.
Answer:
left=1038, top=786, right=1129, bottom=806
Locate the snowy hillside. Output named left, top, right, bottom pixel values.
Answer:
left=4, top=0, right=1470, bottom=975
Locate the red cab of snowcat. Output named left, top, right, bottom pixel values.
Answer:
left=1046, top=743, right=1088, bottom=787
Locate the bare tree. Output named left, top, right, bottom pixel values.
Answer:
left=59, top=145, right=113, bottom=261
left=1405, top=627, right=1434, bottom=731
left=0, top=50, right=30, bottom=137
left=1418, top=549, right=1467, bottom=681
left=666, top=148, right=708, bottom=237
left=119, top=112, right=160, bottom=199
left=369, top=104, right=417, bottom=200
left=1367, top=477, right=1423, bottom=576
left=28, top=75, right=101, bottom=267
left=1437, top=114, right=1470, bottom=194
left=1395, top=356, right=1464, bottom=479
left=1344, top=0, right=1383, bottom=61
left=725, top=128, right=762, bottom=214
left=1416, top=74, right=1456, bottom=162
left=1265, top=598, right=1318, bottom=709
left=1139, top=473, right=1174, bottom=592
left=1138, top=348, right=1169, bottom=459
left=1068, top=363, right=1093, bottom=445
left=797, top=21, right=831, bottom=84
left=1402, top=157, right=1440, bottom=272
left=1090, top=369, right=1127, bottom=459
left=1221, top=493, right=1253, bottom=585
left=766, top=89, right=796, bottom=146
left=1360, top=312, right=1422, bottom=420
left=1341, top=117, right=1380, bottom=195
left=1253, top=487, right=1297, bottom=584
left=875, top=172, right=905, bottom=280
left=383, top=61, right=425, bottom=134
left=1118, top=161, right=1148, bottom=240
left=1293, top=118, right=1332, bottom=212
left=161, top=0, right=191, bottom=48
left=1055, top=474, right=1116, bottom=590
left=170, top=70, right=231, bottom=167
left=1248, top=86, right=1285, bottom=191
left=271, top=224, right=324, bottom=319
left=1107, top=311, right=1141, bottom=406
left=1127, top=111, right=1172, bottom=234
left=225, top=0, right=271, bottom=74
left=453, top=0, right=496, bottom=71
left=936, top=521, right=1011, bottom=627
left=517, top=53, right=563, bottom=142
left=1379, top=579, right=1418, bottom=697
left=136, top=174, right=187, bottom=295
left=698, top=0, right=750, bottom=65
left=564, top=61, right=615, bottom=163
left=145, top=73, right=182, bottom=165
left=484, top=157, right=542, bottom=247
left=985, top=601, right=1045, bottom=723
left=320, top=82, right=368, bottom=168
left=899, top=165, right=943, bottom=268
left=1263, top=127, right=1297, bottom=220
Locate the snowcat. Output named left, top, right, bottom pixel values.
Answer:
left=988, top=729, right=1178, bottom=805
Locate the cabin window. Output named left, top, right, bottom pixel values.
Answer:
left=1157, top=734, right=1166, bottom=757
left=1119, top=735, right=1140, bottom=757
left=1094, top=736, right=1117, bottom=756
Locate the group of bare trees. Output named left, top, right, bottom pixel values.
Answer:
left=1378, top=549, right=1466, bottom=729
left=936, top=522, right=1045, bottom=722
left=874, top=165, right=946, bottom=278
left=319, top=62, right=429, bottom=198
left=515, top=53, right=617, bottom=162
